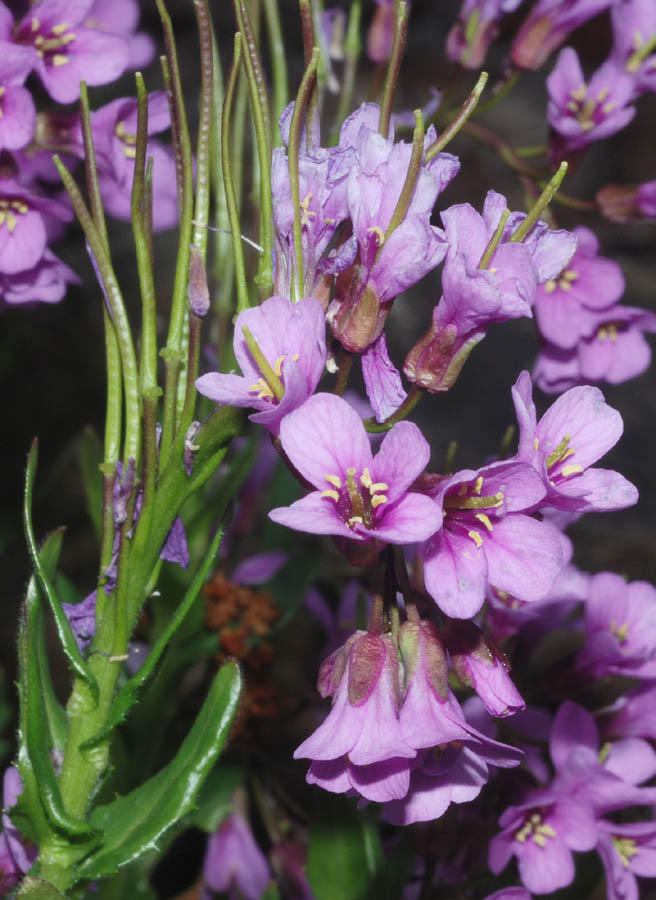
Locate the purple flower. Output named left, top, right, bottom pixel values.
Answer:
left=202, top=812, right=271, bottom=900
left=366, top=0, right=397, bottom=63
left=8, top=0, right=129, bottom=104
left=489, top=787, right=597, bottom=894
left=444, top=620, right=525, bottom=717
left=533, top=226, right=624, bottom=350
left=85, top=0, right=156, bottom=70
left=62, top=590, right=97, bottom=652
left=447, top=0, right=523, bottom=69
left=269, top=393, right=442, bottom=545
left=67, top=93, right=177, bottom=231
left=610, top=0, right=656, bottom=96
left=0, top=42, right=36, bottom=152
left=534, top=303, right=656, bottom=391
left=404, top=192, right=575, bottom=393
left=196, top=295, right=327, bottom=437
left=0, top=181, right=71, bottom=275
left=601, top=683, right=656, bottom=742
left=597, top=819, right=656, bottom=900
left=0, top=249, right=79, bottom=310
left=483, top=890, right=532, bottom=900
left=0, top=768, right=37, bottom=891
left=420, top=460, right=563, bottom=618
left=298, top=630, right=416, bottom=801
left=511, top=371, right=639, bottom=513
left=272, top=105, right=354, bottom=298
left=596, top=179, right=656, bottom=223
left=511, top=0, right=614, bottom=70
left=326, top=105, right=459, bottom=352
left=574, top=572, right=656, bottom=679
left=546, top=48, right=636, bottom=158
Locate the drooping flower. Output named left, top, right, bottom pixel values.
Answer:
left=202, top=812, right=272, bottom=900
left=7, top=0, right=129, bottom=104
left=326, top=105, right=459, bottom=352
left=0, top=249, right=79, bottom=310
left=597, top=179, right=656, bottom=223
left=196, top=295, right=327, bottom=436
left=546, top=48, right=636, bottom=159
left=366, top=0, right=398, bottom=63
left=269, top=393, right=442, bottom=545
left=511, top=0, right=614, bottom=70
left=511, top=371, right=639, bottom=513
left=573, top=572, right=656, bottom=680
left=420, top=460, right=564, bottom=618
left=0, top=181, right=71, bottom=276
left=447, top=0, right=523, bottom=69
left=601, top=682, right=656, bottom=742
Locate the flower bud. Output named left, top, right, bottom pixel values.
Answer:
left=404, top=318, right=483, bottom=393
left=188, top=245, right=210, bottom=317
left=400, top=619, right=449, bottom=702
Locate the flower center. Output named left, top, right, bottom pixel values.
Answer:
left=0, top=198, right=29, bottom=233
left=321, top=467, right=388, bottom=529
left=612, top=835, right=639, bottom=867
left=29, top=19, right=76, bottom=67
left=515, top=811, right=557, bottom=848
left=115, top=121, right=138, bottom=159
left=566, top=84, right=616, bottom=131
left=543, top=268, right=579, bottom=294
left=546, top=434, right=584, bottom=481
left=610, top=620, right=629, bottom=643
left=443, top=476, right=504, bottom=549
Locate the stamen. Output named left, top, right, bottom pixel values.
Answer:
left=367, top=225, right=385, bottom=246
left=360, top=468, right=372, bottom=489
left=274, top=355, right=285, bottom=377
left=369, top=482, right=389, bottom=495
left=467, top=529, right=483, bottom=548
left=371, top=495, right=387, bottom=508
left=52, top=22, right=70, bottom=35
left=345, top=468, right=365, bottom=522
left=475, top=513, right=493, bottom=531
left=612, top=836, right=639, bottom=867
left=348, top=515, right=364, bottom=527
left=52, top=54, right=69, bottom=66
left=533, top=437, right=539, bottom=450
left=321, top=490, right=340, bottom=502
left=610, top=621, right=629, bottom=643
left=31, top=17, right=40, bottom=31
left=324, top=474, right=342, bottom=489
left=561, top=464, right=584, bottom=478
left=546, top=434, right=572, bottom=470
left=544, top=279, right=557, bottom=293
left=473, top=476, right=483, bottom=494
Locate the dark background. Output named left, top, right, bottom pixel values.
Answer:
left=1, top=0, right=654, bottom=783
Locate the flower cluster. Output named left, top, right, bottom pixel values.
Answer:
left=0, top=0, right=175, bottom=312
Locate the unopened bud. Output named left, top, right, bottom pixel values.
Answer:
left=404, top=318, right=483, bottom=393
left=348, top=633, right=387, bottom=706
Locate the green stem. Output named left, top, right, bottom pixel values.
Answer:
left=462, top=119, right=547, bottom=178
left=191, top=0, right=214, bottom=263
left=132, top=73, right=159, bottom=397
left=511, top=162, right=568, bottom=242
left=384, top=109, right=424, bottom=243
left=262, top=0, right=288, bottom=146
left=332, top=0, right=362, bottom=140
left=378, top=1, right=408, bottom=137
left=288, top=46, right=321, bottom=299
left=478, top=208, right=510, bottom=269
left=425, top=71, right=488, bottom=161
left=473, top=66, right=520, bottom=117
left=222, top=33, right=250, bottom=314
left=364, top=384, right=422, bottom=432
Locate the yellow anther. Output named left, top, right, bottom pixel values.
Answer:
left=598, top=741, right=612, bottom=764
left=546, top=434, right=572, bottom=470
left=475, top=513, right=493, bottom=531
left=571, top=84, right=587, bottom=101
left=534, top=437, right=539, bottom=450
left=0, top=212, right=5, bottom=227
left=360, top=468, right=373, bottom=489
left=299, top=193, right=316, bottom=226
left=291, top=353, right=300, bottom=361
left=597, top=87, right=610, bottom=102
left=566, top=101, right=579, bottom=113
left=562, top=269, right=579, bottom=281
left=602, top=101, right=616, bottom=114
left=321, top=489, right=340, bottom=502
left=369, top=482, right=389, bottom=495
left=473, top=476, right=483, bottom=494
left=598, top=326, right=608, bottom=340
left=561, top=464, right=584, bottom=478
left=371, top=495, right=387, bottom=508
left=346, top=466, right=356, bottom=476
left=489, top=266, right=497, bottom=274
left=612, top=835, right=639, bottom=867
left=6, top=211, right=16, bottom=233
left=52, top=54, right=69, bottom=66
left=325, top=474, right=342, bottom=489
left=467, top=529, right=483, bottom=549
left=608, top=324, right=618, bottom=341
left=248, top=379, right=274, bottom=400
left=348, top=515, right=364, bottom=527
left=610, top=621, right=629, bottom=643
left=324, top=217, right=336, bottom=224
left=31, top=17, right=40, bottom=31
left=537, top=823, right=557, bottom=838
left=274, top=355, right=285, bottom=377
left=123, top=145, right=136, bottom=159
left=532, top=834, right=547, bottom=847
left=580, top=119, right=595, bottom=132
left=367, top=225, right=385, bottom=246
left=560, top=280, right=572, bottom=292
left=52, top=22, right=70, bottom=35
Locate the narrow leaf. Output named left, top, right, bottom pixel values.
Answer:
left=75, top=662, right=242, bottom=881
left=24, top=441, right=99, bottom=702
left=81, top=526, right=225, bottom=750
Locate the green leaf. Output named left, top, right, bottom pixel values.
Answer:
left=23, top=441, right=99, bottom=703
left=306, top=796, right=378, bottom=900
left=16, top=877, right=66, bottom=900
left=74, top=661, right=242, bottom=881
left=80, top=525, right=225, bottom=751
left=17, top=528, right=95, bottom=839
left=77, top=426, right=104, bottom=540
left=185, top=762, right=245, bottom=833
